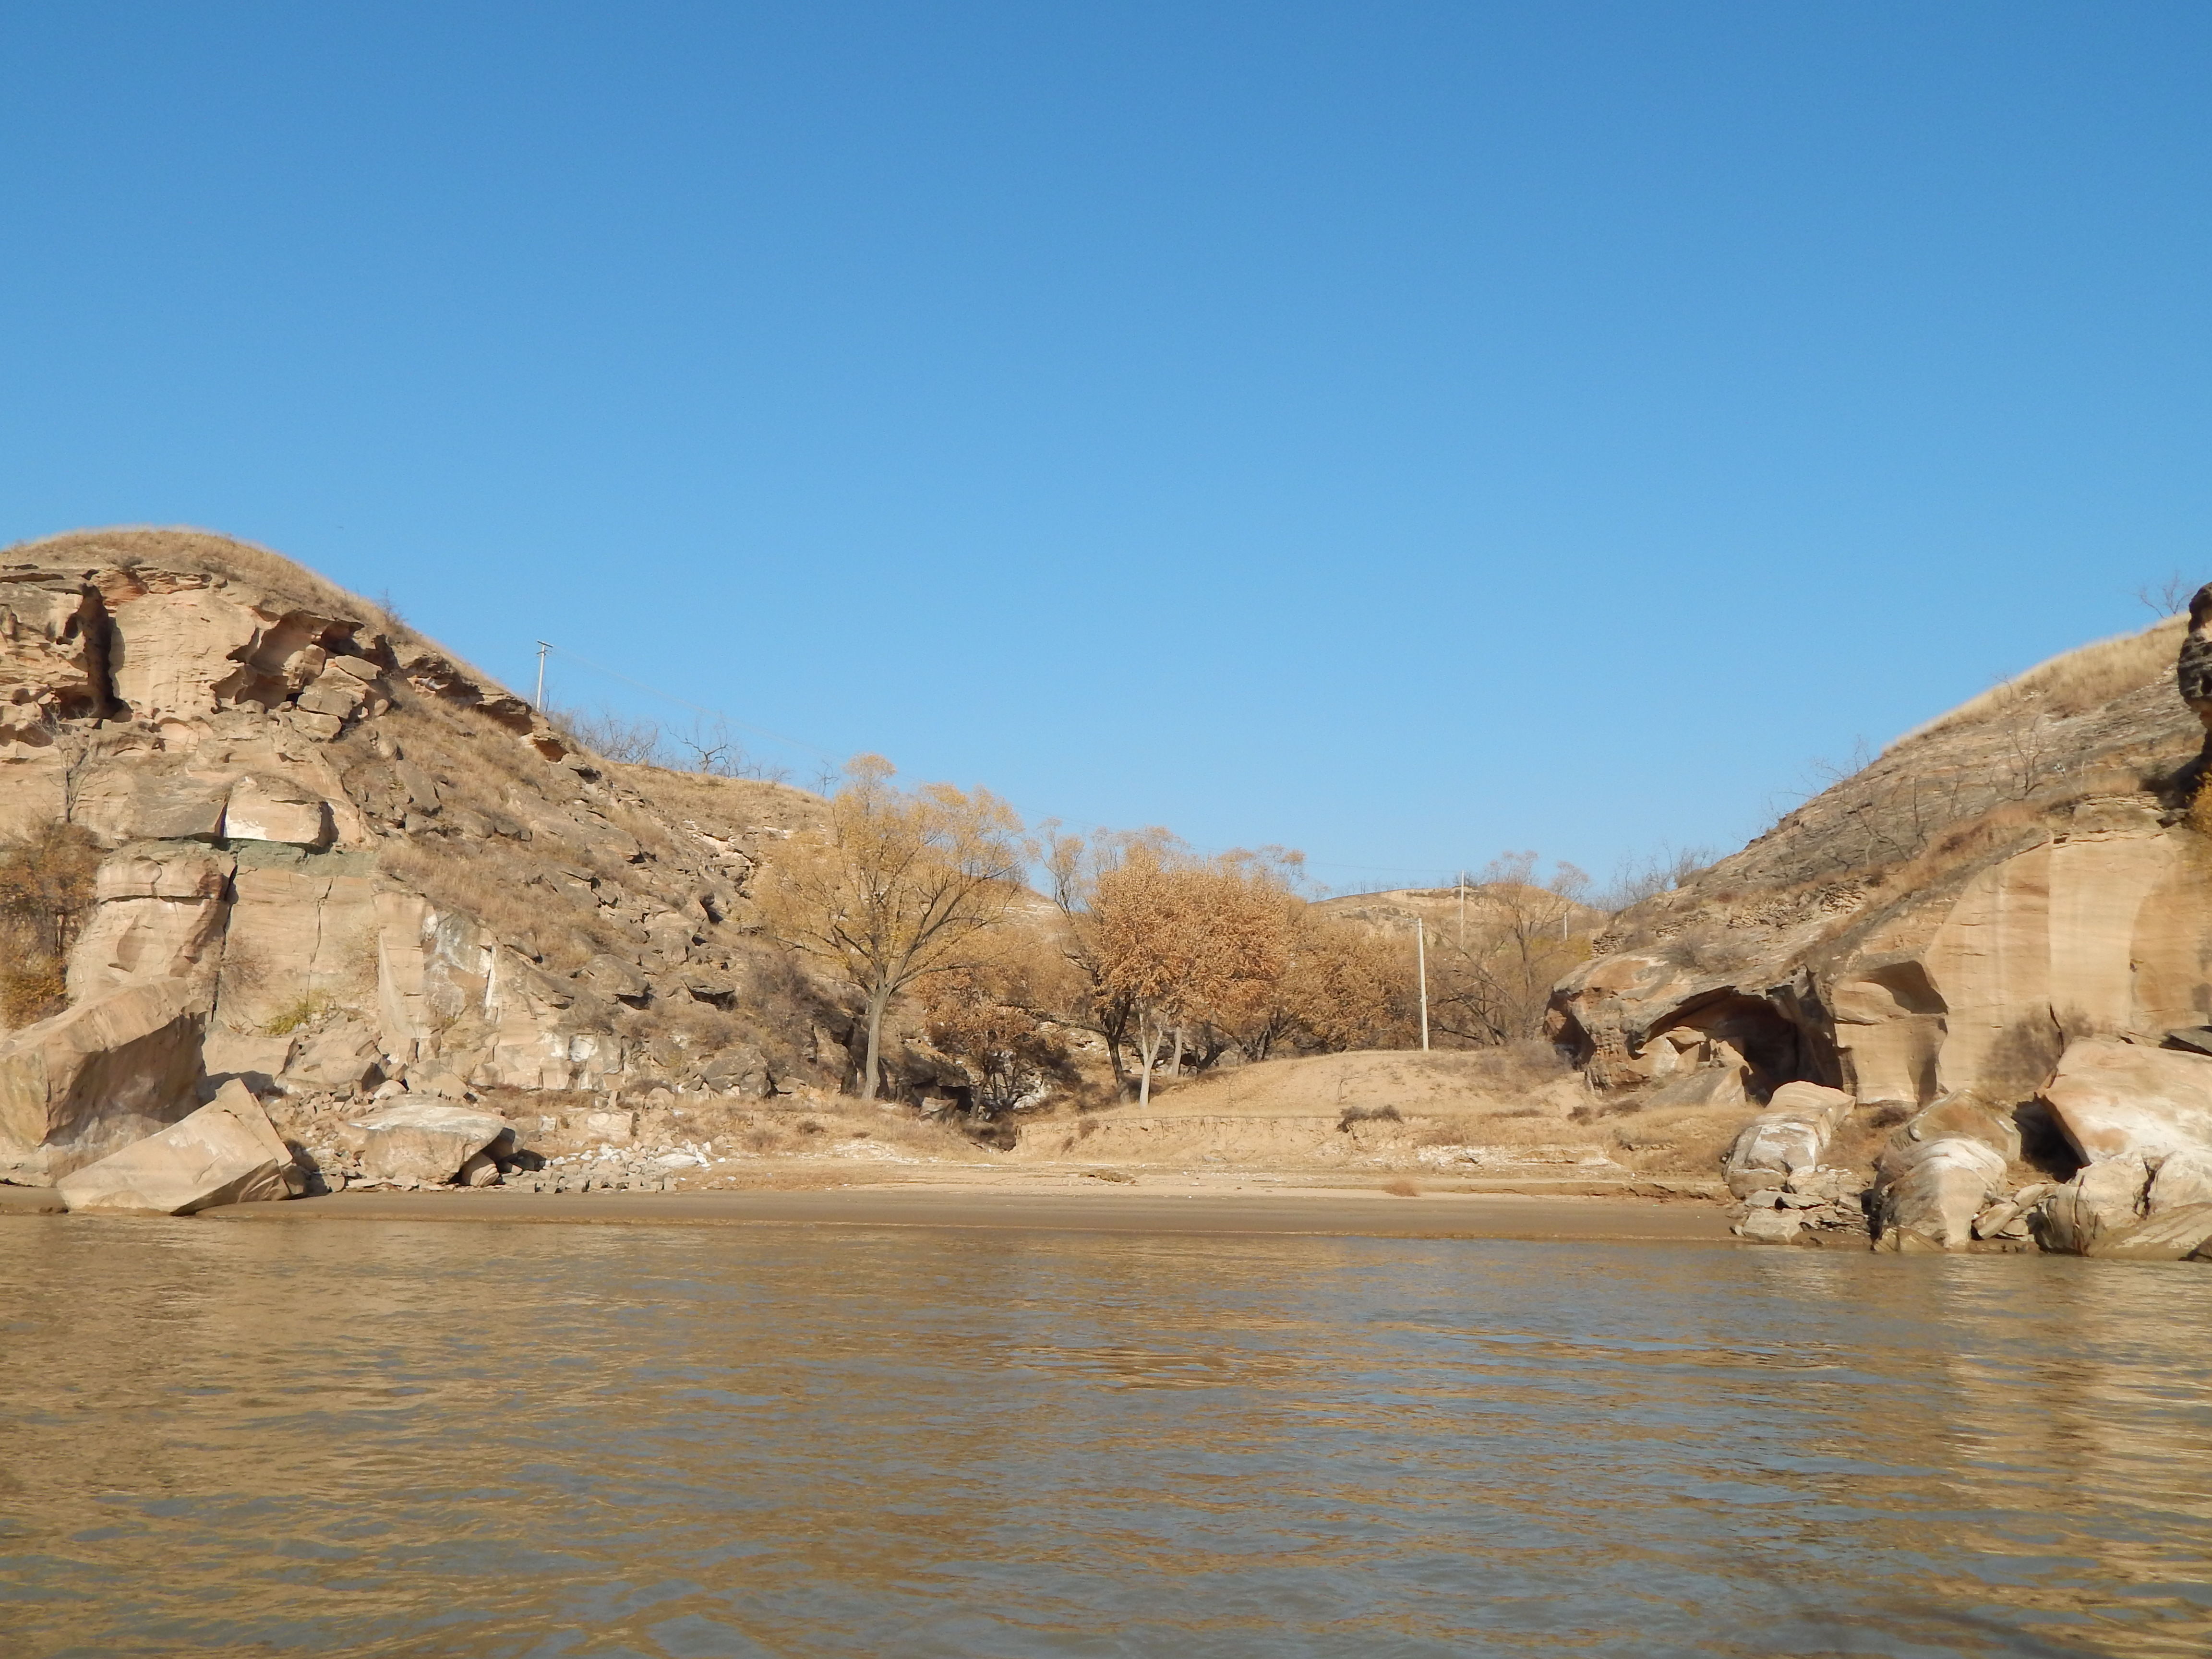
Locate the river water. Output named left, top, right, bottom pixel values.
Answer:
left=1, top=1217, right=2208, bottom=1658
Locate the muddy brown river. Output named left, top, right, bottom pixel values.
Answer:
left=1, top=1216, right=2208, bottom=1656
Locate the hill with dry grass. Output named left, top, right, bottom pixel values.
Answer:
left=1550, top=606, right=2212, bottom=1192
left=0, top=527, right=890, bottom=1184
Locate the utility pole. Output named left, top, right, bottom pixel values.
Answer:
left=534, top=641, right=550, bottom=711
left=1416, top=916, right=1430, bottom=1052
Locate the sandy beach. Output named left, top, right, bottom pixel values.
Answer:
left=163, top=1179, right=1736, bottom=1241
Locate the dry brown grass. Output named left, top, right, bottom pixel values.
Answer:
left=613, top=766, right=829, bottom=840
left=1904, top=615, right=2184, bottom=742
left=0, top=960, right=66, bottom=1030
left=8, top=527, right=380, bottom=628
left=1381, top=1177, right=1420, bottom=1197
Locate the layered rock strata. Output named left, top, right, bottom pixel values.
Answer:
left=0, top=529, right=843, bottom=1190
left=1563, top=596, right=2212, bottom=1257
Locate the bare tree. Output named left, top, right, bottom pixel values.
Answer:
left=755, top=755, right=1026, bottom=1099
left=1593, top=844, right=1713, bottom=912
left=1984, top=680, right=2061, bottom=799
left=1428, top=853, right=1594, bottom=1046
left=669, top=716, right=744, bottom=776
left=553, top=704, right=664, bottom=765
left=2139, top=571, right=2194, bottom=618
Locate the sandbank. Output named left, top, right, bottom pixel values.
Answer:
left=180, top=1179, right=1734, bottom=1241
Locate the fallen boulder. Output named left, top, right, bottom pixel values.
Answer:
left=219, top=773, right=333, bottom=848
left=0, top=979, right=204, bottom=1183
left=280, top=1017, right=384, bottom=1092
left=2041, top=1036, right=2212, bottom=1162
left=2031, top=1149, right=2212, bottom=1260
left=1736, top=1207, right=1803, bottom=1245
left=56, top=1081, right=298, bottom=1214
left=345, top=1098, right=512, bottom=1184
left=1722, top=1081, right=1855, bottom=1198
left=1870, top=1135, right=2009, bottom=1252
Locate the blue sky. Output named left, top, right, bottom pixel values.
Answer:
left=4, top=2, right=2207, bottom=892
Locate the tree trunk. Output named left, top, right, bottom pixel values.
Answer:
left=1169, top=1024, right=1184, bottom=1080
left=860, top=984, right=892, bottom=1100
left=1136, top=1009, right=1165, bottom=1109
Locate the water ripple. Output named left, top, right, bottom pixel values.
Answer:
left=1, top=1220, right=2208, bottom=1656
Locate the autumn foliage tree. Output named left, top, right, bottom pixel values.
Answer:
left=918, top=930, right=1076, bottom=1116
left=1040, top=834, right=1411, bottom=1101
left=1214, top=905, right=1409, bottom=1061
left=1090, top=847, right=1291, bottom=1105
left=756, top=755, right=1026, bottom=1099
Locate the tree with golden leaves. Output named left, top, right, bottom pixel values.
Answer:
left=1213, top=903, right=1410, bottom=1060
left=1034, top=823, right=1178, bottom=1091
left=1090, top=846, right=1292, bottom=1106
left=756, top=755, right=1025, bottom=1099
left=919, top=928, right=1076, bottom=1116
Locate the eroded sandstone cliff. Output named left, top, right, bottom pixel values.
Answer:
left=1551, top=600, right=2212, bottom=1255
left=0, top=529, right=842, bottom=1185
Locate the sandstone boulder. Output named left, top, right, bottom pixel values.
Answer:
left=2041, top=1036, right=2212, bottom=1163
left=2032, top=1149, right=2212, bottom=1259
left=1722, top=1081, right=1854, bottom=1198
left=56, top=1081, right=297, bottom=1214
left=65, top=843, right=234, bottom=1001
left=1736, top=1207, right=1803, bottom=1245
left=0, top=980, right=204, bottom=1182
left=1869, top=1135, right=2009, bottom=1251
left=347, top=1099, right=512, bottom=1184
left=294, top=666, right=370, bottom=721
left=280, top=1018, right=384, bottom=1092
left=202, top=1027, right=296, bottom=1092
left=1640, top=1061, right=1749, bottom=1114
left=70, top=764, right=231, bottom=844
left=2179, top=582, right=2212, bottom=728
left=220, top=774, right=333, bottom=848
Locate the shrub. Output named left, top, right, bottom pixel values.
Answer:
left=0, top=822, right=102, bottom=1032
left=2189, top=772, right=2212, bottom=839
left=0, top=822, right=102, bottom=955
left=1337, top=1104, right=1404, bottom=1130
left=264, top=992, right=336, bottom=1036
left=0, top=961, right=67, bottom=1028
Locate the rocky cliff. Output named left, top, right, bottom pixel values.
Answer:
left=0, top=528, right=843, bottom=1186
left=1551, top=600, right=2212, bottom=1255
